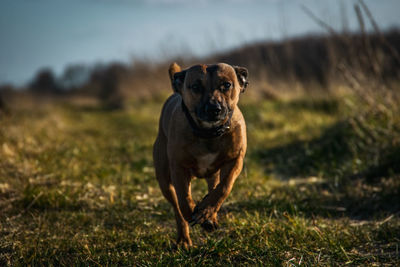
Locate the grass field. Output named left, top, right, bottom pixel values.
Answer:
left=0, top=91, right=399, bottom=266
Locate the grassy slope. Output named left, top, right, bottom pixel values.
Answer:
left=0, top=95, right=399, bottom=266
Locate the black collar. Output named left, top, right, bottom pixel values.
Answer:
left=181, top=100, right=233, bottom=139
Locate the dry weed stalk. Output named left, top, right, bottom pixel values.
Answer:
left=303, top=1, right=399, bottom=118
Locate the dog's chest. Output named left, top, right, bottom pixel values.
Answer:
left=195, top=153, right=218, bottom=177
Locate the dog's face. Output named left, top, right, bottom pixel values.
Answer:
left=172, top=63, right=248, bottom=127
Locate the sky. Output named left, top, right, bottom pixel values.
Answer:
left=0, top=0, right=400, bottom=86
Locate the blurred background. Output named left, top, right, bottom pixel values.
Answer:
left=1, top=0, right=400, bottom=265
left=1, top=0, right=400, bottom=101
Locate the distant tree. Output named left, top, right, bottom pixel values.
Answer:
left=96, top=63, right=128, bottom=110
left=60, top=64, right=90, bottom=90
left=0, top=84, right=12, bottom=114
left=0, top=91, right=5, bottom=112
left=29, top=68, right=61, bottom=94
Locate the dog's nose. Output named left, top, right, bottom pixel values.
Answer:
left=205, top=103, right=222, bottom=116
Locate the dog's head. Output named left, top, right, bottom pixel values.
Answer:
left=169, top=62, right=248, bottom=128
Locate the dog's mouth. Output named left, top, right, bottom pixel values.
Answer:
left=181, top=100, right=233, bottom=138
left=195, top=104, right=229, bottom=128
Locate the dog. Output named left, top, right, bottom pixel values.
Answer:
left=153, top=62, right=249, bottom=248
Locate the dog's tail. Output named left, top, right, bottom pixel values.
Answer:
left=168, top=62, right=181, bottom=89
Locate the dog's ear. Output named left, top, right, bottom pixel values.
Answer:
left=168, top=62, right=186, bottom=94
left=234, top=66, right=249, bottom=93
left=172, top=71, right=186, bottom=94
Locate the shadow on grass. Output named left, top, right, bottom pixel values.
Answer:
left=226, top=176, right=400, bottom=220
left=247, top=115, right=400, bottom=220
left=253, top=119, right=400, bottom=181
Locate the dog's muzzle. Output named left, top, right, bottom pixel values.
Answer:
left=197, top=102, right=227, bottom=123
left=205, top=102, right=223, bottom=121
left=182, top=100, right=233, bottom=138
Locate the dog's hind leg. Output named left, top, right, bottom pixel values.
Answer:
left=191, top=155, right=244, bottom=227
left=201, top=171, right=220, bottom=232
left=206, top=170, right=220, bottom=192
left=153, top=135, right=192, bottom=248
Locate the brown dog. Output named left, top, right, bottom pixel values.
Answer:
left=153, top=62, right=248, bottom=248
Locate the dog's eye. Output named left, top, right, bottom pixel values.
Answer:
left=191, top=84, right=201, bottom=93
left=222, top=82, right=231, bottom=91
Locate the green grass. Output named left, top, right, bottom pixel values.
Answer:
left=0, top=95, right=399, bottom=266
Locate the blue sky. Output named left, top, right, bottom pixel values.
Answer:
left=1, top=0, right=399, bottom=85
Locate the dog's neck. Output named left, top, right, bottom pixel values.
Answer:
left=181, top=100, right=233, bottom=139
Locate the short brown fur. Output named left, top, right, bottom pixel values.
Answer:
left=153, top=62, right=249, bottom=248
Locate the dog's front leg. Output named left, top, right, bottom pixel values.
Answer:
left=190, top=155, right=244, bottom=226
left=170, top=165, right=196, bottom=247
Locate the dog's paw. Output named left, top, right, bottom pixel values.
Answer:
left=201, top=218, right=219, bottom=232
left=189, top=205, right=216, bottom=226
left=174, top=236, right=192, bottom=250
